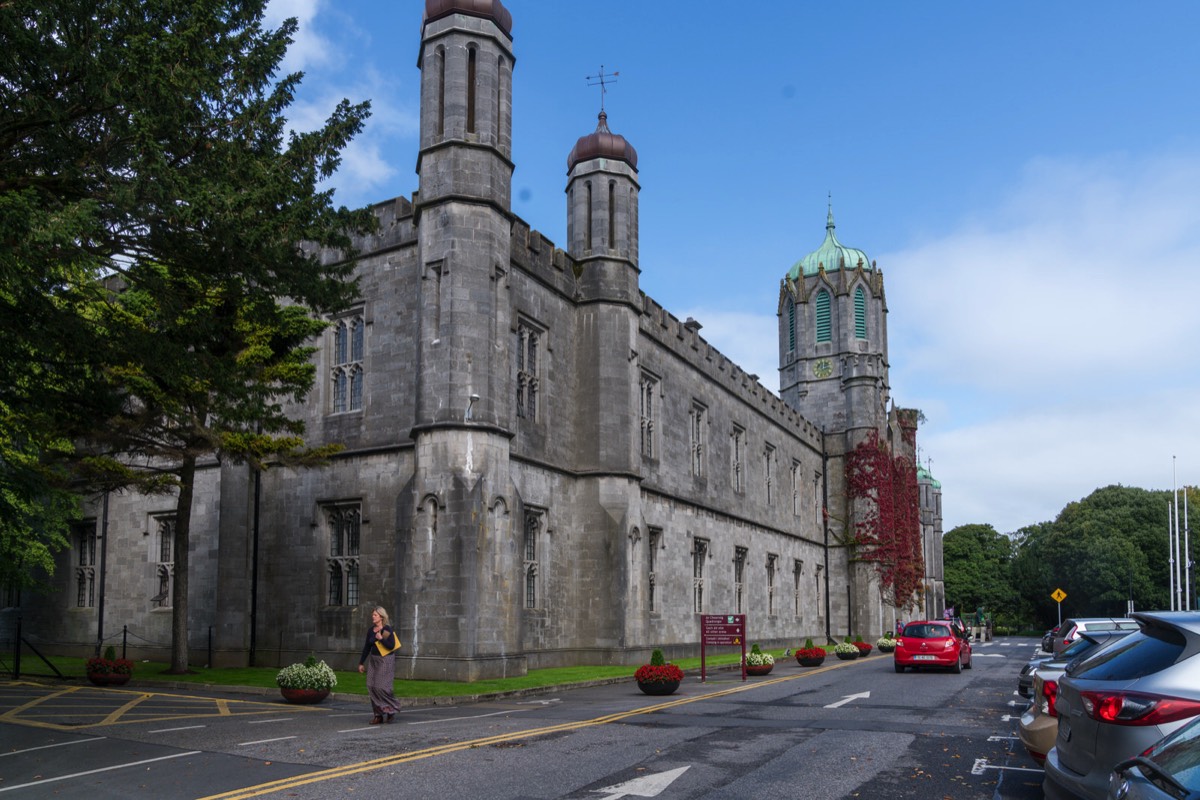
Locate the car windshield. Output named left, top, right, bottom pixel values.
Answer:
left=904, top=624, right=950, bottom=639
left=1068, top=627, right=1186, bottom=681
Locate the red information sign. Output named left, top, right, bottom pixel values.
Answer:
left=700, top=614, right=747, bottom=682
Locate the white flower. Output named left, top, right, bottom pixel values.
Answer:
left=276, top=656, right=338, bottom=690
left=746, top=652, right=775, bottom=666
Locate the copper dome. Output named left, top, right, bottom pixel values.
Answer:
left=424, top=0, right=512, bottom=37
left=567, top=111, right=638, bottom=172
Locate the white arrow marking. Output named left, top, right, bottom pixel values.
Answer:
left=517, top=698, right=561, bottom=705
left=594, top=766, right=690, bottom=799
left=1001, top=714, right=1017, bottom=722
left=974, top=653, right=1006, bottom=658
left=824, top=691, right=871, bottom=709
left=988, top=735, right=1019, bottom=742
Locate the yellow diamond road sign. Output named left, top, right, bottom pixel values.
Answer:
left=1052, top=588, right=1067, bottom=603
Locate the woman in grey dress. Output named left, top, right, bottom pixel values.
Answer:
left=357, top=606, right=400, bottom=723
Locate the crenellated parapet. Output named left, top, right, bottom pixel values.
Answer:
left=507, top=219, right=579, bottom=298
left=638, top=294, right=822, bottom=448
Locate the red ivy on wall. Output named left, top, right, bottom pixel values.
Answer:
left=845, top=430, right=924, bottom=609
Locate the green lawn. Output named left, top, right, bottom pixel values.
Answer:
left=11, top=648, right=797, bottom=698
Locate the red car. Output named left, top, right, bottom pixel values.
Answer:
left=893, top=620, right=973, bottom=673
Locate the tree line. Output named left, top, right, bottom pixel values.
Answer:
left=943, top=484, right=1198, bottom=631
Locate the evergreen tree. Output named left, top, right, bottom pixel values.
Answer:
left=1, top=0, right=374, bottom=670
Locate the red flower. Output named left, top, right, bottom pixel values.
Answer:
left=634, top=663, right=684, bottom=683
left=853, top=641, right=873, bottom=654
left=86, top=657, right=134, bottom=676
left=797, top=647, right=826, bottom=660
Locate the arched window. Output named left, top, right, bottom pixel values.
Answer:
left=854, top=286, right=867, bottom=339
left=608, top=180, right=616, bottom=248
left=332, top=314, right=365, bottom=413
left=787, top=303, right=796, bottom=351
left=436, top=46, right=446, bottom=135
left=466, top=46, right=477, bottom=133
left=585, top=182, right=593, bottom=250
left=815, top=289, right=832, bottom=343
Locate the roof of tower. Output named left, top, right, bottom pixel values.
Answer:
left=786, top=206, right=873, bottom=281
left=567, top=111, right=638, bottom=172
left=917, top=465, right=942, bottom=489
left=423, top=0, right=512, bottom=37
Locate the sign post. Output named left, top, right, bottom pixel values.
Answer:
left=700, top=614, right=746, bottom=682
left=1051, top=588, right=1067, bottom=626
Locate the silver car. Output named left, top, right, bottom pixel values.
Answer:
left=1020, top=631, right=1132, bottom=699
left=1053, top=617, right=1141, bottom=656
left=1106, top=712, right=1200, bottom=799
left=1044, top=611, right=1200, bottom=800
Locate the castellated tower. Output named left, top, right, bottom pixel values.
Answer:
left=404, top=0, right=522, bottom=679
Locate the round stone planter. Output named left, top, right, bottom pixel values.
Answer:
left=745, top=663, right=773, bottom=676
left=280, top=687, right=330, bottom=704
left=877, top=646, right=896, bottom=654
left=856, top=648, right=873, bottom=657
left=797, top=656, right=826, bottom=667
left=637, top=679, right=680, bottom=696
left=835, top=650, right=859, bottom=661
left=87, top=672, right=131, bottom=687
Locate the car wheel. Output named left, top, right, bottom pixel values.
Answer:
left=952, top=657, right=962, bottom=674
left=894, top=663, right=904, bottom=673
left=964, top=656, right=972, bottom=670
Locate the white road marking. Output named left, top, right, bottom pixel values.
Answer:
left=0, top=751, right=200, bottom=793
left=238, top=736, right=297, bottom=746
left=147, top=725, right=206, bottom=733
left=972, top=758, right=1043, bottom=775
left=0, top=737, right=105, bottom=758
left=824, top=691, right=871, bottom=709
left=406, top=708, right=534, bottom=725
left=247, top=717, right=294, bottom=724
left=594, top=766, right=690, bottom=799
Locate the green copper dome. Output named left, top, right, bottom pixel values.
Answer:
left=787, top=206, right=873, bottom=281
left=917, top=465, right=941, bottom=489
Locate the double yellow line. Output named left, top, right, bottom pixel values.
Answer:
left=202, top=660, right=853, bottom=799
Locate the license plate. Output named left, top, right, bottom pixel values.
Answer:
left=913, top=655, right=937, bottom=661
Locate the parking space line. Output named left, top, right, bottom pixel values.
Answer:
left=100, top=693, right=151, bottom=726
left=239, top=737, right=297, bottom=746
left=971, top=758, right=1043, bottom=775
left=0, top=750, right=200, bottom=794
left=405, top=708, right=534, bottom=725
left=247, top=718, right=294, bottom=724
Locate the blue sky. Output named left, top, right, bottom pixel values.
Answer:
left=265, top=0, right=1200, bottom=536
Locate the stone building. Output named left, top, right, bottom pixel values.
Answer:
left=20, top=0, right=943, bottom=680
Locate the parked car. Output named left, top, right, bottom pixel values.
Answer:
left=1043, top=626, right=1061, bottom=653
left=893, top=620, right=972, bottom=673
left=1020, top=630, right=1134, bottom=699
left=1053, top=617, right=1140, bottom=656
left=1043, top=611, right=1200, bottom=800
left=1018, top=631, right=1134, bottom=764
left=1107, top=712, right=1200, bottom=799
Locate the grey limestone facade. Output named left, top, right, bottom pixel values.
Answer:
left=19, top=0, right=944, bottom=680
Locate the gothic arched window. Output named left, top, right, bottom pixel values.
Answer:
left=854, top=286, right=867, bottom=339
left=815, top=289, right=832, bottom=343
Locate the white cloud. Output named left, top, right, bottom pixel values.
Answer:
left=265, top=0, right=331, bottom=72
left=676, top=309, right=780, bottom=396
left=690, top=151, right=1200, bottom=536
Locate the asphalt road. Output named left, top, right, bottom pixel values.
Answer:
left=0, top=637, right=1048, bottom=799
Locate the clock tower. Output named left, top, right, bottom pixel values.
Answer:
left=778, top=206, right=889, bottom=437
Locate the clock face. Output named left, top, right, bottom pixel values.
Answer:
left=813, top=358, right=833, bottom=379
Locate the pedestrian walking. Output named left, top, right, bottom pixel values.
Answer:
left=358, top=606, right=401, bottom=723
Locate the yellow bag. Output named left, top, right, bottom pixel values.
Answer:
left=375, top=634, right=401, bottom=657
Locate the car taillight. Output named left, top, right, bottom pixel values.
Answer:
left=1041, top=680, right=1058, bottom=717
left=1077, top=691, right=1200, bottom=726
left=944, top=639, right=957, bottom=649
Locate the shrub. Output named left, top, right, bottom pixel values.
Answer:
left=803, top=637, right=815, bottom=650
left=650, top=649, right=666, bottom=667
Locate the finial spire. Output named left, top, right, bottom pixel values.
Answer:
left=586, top=65, right=619, bottom=113
left=827, top=192, right=835, bottom=231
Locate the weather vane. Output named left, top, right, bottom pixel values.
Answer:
left=586, top=65, right=619, bottom=112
